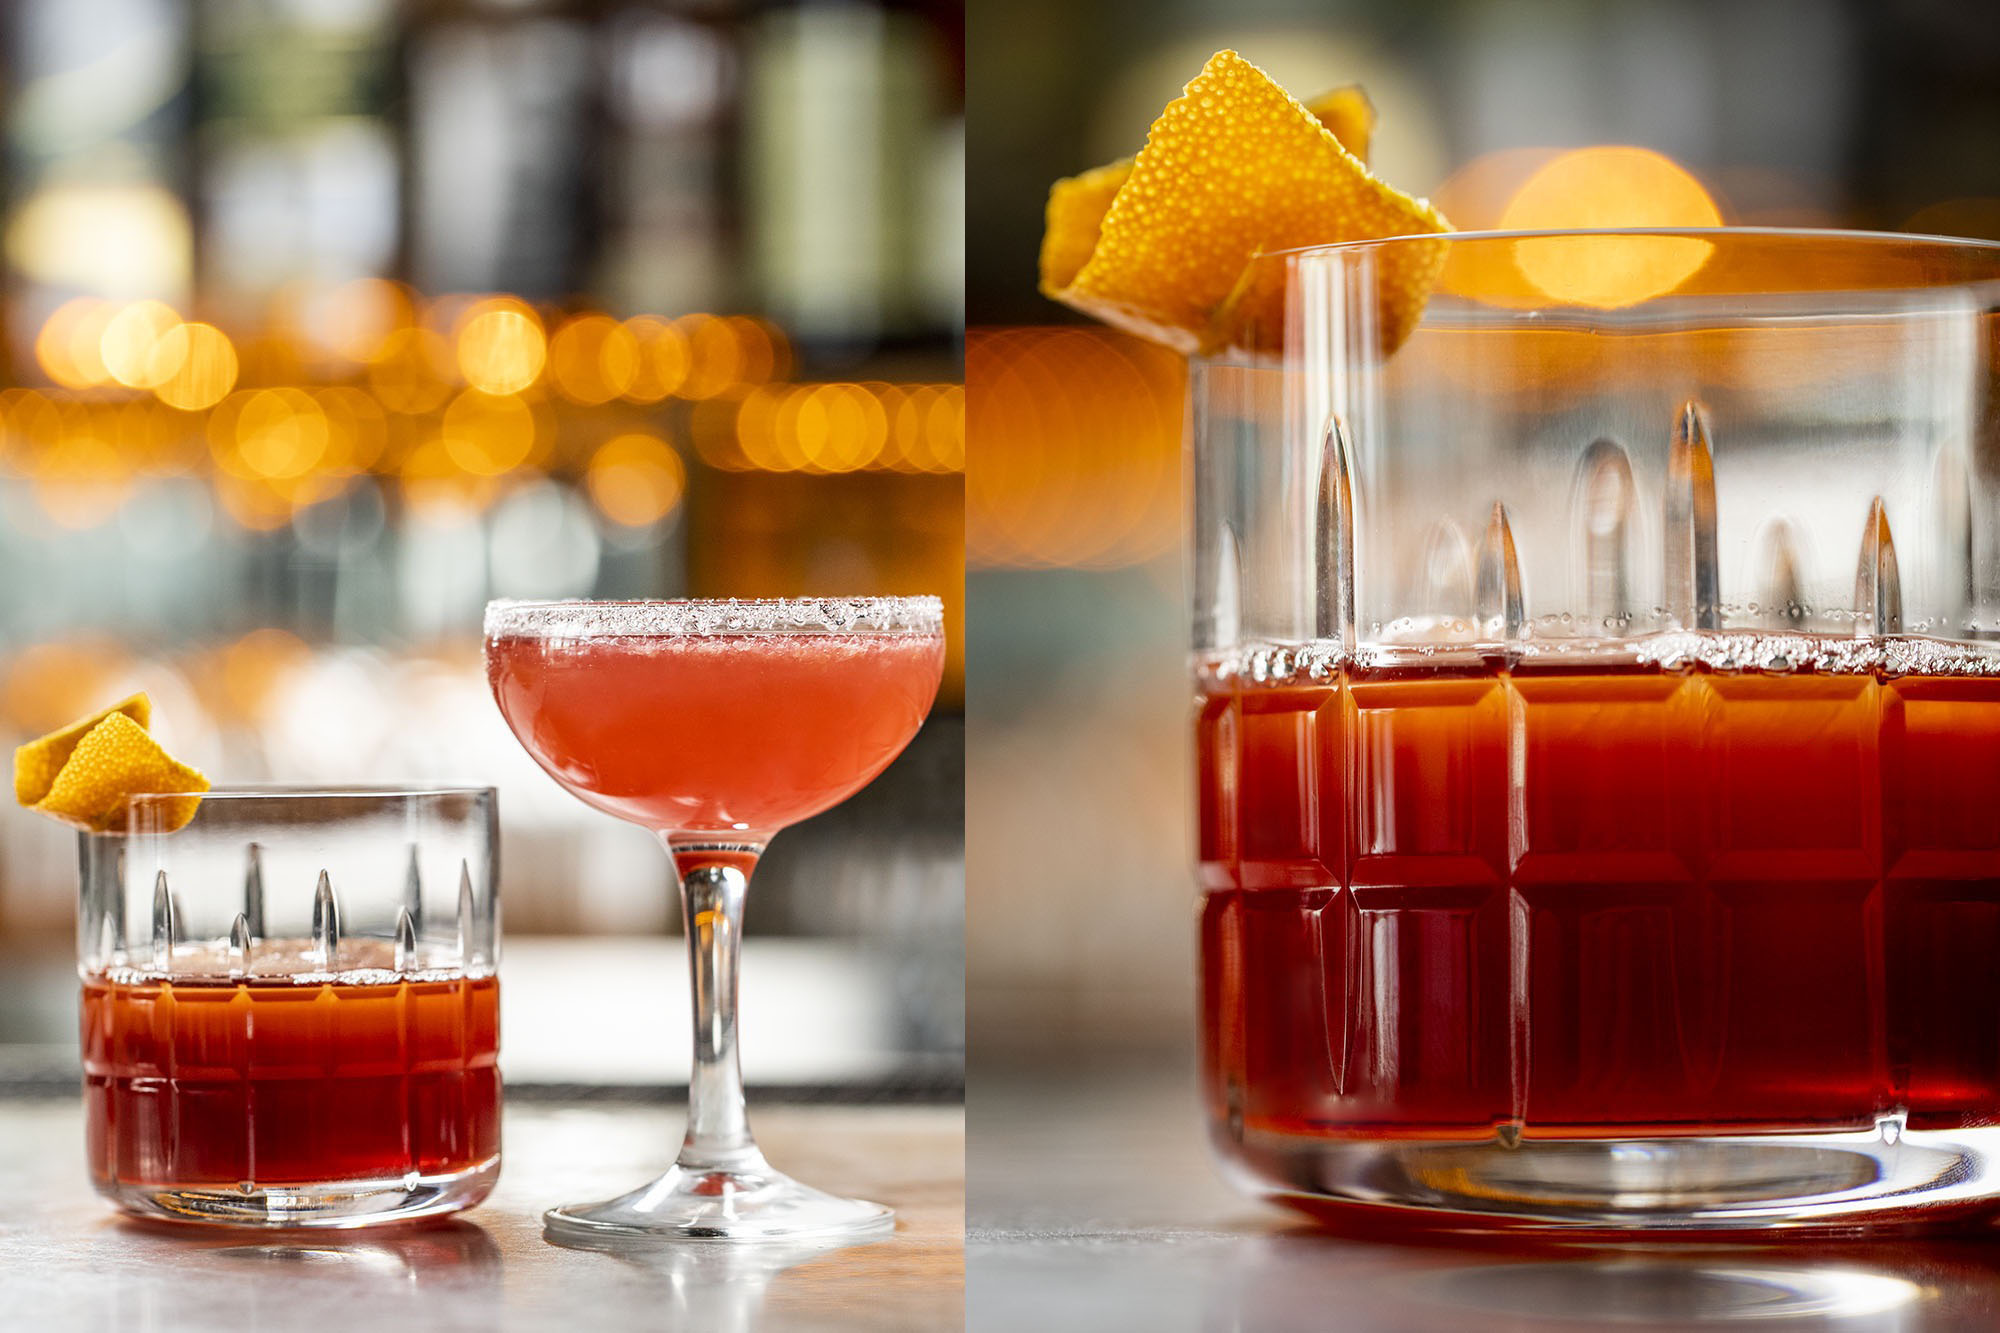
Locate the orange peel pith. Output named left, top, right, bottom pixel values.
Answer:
left=1041, top=51, right=1448, bottom=356
left=14, top=697, right=208, bottom=833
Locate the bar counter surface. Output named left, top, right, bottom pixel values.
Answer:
left=968, top=1061, right=2000, bottom=1333
left=0, top=1098, right=962, bottom=1331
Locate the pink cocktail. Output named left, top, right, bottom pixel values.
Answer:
left=484, top=597, right=944, bottom=1241
left=487, top=628, right=943, bottom=851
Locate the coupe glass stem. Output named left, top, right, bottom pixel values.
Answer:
left=676, top=860, right=764, bottom=1174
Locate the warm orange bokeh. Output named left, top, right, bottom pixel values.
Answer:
left=967, top=326, right=1183, bottom=570
left=1434, top=145, right=1722, bottom=310
left=8, top=290, right=954, bottom=539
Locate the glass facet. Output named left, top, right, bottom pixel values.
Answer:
left=1193, top=229, right=2000, bottom=1233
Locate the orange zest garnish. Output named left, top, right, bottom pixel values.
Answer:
left=14, top=695, right=208, bottom=833
left=1304, top=84, right=1375, bottom=164
left=1040, top=51, right=1448, bottom=356
left=1038, top=83, right=1377, bottom=302
left=13, top=693, right=150, bottom=806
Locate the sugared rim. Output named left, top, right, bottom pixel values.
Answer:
left=1253, top=224, right=2000, bottom=262
left=483, top=596, right=946, bottom=638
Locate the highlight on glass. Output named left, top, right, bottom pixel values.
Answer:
left=1193, top=228, right=2000, bottom=1232
left=485, top=596, right=945, bottom=1240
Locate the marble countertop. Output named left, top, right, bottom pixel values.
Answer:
left=0, top=1098, right=962, bottom=1333
left=968, top=1060, right=2000, bottom=1333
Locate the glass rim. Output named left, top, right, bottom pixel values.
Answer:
left=483, top=595, right=946, bottom=639
left=116, top=785, right=497, bottom=804
left=1254, top=224, right=2000, bottom=263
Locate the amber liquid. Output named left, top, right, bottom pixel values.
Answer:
left=1198, top=652, right=2000, bottom=1143
left=82, top=964, right=501, bottom=1189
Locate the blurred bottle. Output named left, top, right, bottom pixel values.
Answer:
left=594, top=6, right=741, bottom=314
left=192, top=0, right=399, bottom=324
left=746, top=1, right=954, bottom=352
left=4, top=0, right=193, bottom=358
left=405, top=1, right=594, bottom=298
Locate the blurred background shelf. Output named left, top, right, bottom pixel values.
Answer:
left=0, top=0, right=964, bottom=1090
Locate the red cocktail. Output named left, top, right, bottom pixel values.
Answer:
left=1200, top=654, right=2000, bottom=1149
left=84, top=950, right=500, bottom=1191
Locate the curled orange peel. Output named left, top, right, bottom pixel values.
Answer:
left=1040, top=51, right=1448, bottom=356
left=14, top=694, right=208, bottom=833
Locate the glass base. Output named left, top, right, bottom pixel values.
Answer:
left=1216, top=1122, right=2000, bottom=1235
left=99, top=1156, right=500, bottom=1229
left=544, top=1160, right=894, bottom=1243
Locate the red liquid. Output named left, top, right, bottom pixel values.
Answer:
left=1199, top=653, right=2000, bottom=1144
left=486, top=630, right=944, bottom=837
left=82, top=964, right=501, bottom=1189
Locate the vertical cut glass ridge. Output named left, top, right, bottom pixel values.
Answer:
left=1855, top=497, right=1903, bottom=637
left=1664, top=401, right=1720, bottom=632
left=1315, top=415, right=1356, bottom=649
left=150, top=871, right=175, bottom=965
left=242, top=843, right=265, bottom=939
left=394, top=907, right=419, bottom=973
left=402, top=844, right=425, bottom=935
left=1214, top=521, right=1242, bottom=650
left=1934, top=445, right=1975, bottom=625
left=228, top=913, right=251, bottom=977
left=1752, top=518, right=1808, bottom=629
left=1477, top=502, right=1524, bottom=642
left=1574, top=438, right=1633, bottom=626
left=311, top=870, right=341, bottom=969
left=1418, top=518, right=1475, bottom=622
left=456, top=862, right=481, bottom=967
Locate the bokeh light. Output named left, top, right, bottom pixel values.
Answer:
left=151, top=323, right=239, bottom=411
left=585, top=433, right=688, bottom=527
left=622, top=315, right=690, bottom=403
left=100, top=300, right=184, bottom=389
left=676, top=313, right=742, bottom=400
left=218, top=388, right=331, bottom=481
left=32, top=432, right=128, bottom=529
left=549, top=314, right=640, bottom=405
left=441, top=389, right=539, bottom=476
left=1499, top=146, right=1722, bottom=307
left=368, top=327, right=455, bottom=414
left=12, top=293, right=957, bottom=558
left=967, top=327, right=1180, bottom=569
left=456, top=300, right=547, bottom=395
left=311, top=278, right=412, bottom=364
left=35, top=298, right=114, bottom=389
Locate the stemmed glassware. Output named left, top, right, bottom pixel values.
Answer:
left=485, top=596, right=945, bottom=1240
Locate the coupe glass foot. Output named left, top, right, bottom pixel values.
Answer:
left=544, top=1162, right=894, bottom=1242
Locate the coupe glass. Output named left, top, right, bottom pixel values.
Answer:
left=484, top=596, right=945, bottom=1240
left=1193, top=229, right=2000, bottom=1233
